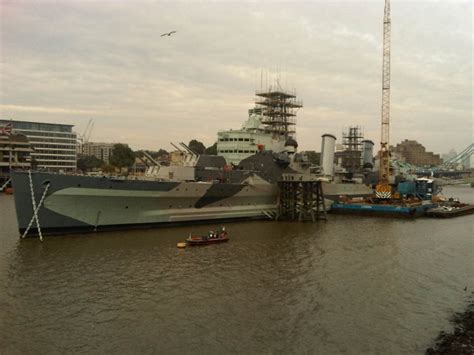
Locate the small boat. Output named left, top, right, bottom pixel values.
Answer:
left=426, top=203, right=474, bottom=218
left=186, top=227, right=229, bottom=246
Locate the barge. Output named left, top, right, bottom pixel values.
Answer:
left=425, top=204, right=474, bottom=218
left=330, top=201, right=437, bottom=218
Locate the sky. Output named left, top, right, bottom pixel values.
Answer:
left=1, top=0, right=472, bottom=155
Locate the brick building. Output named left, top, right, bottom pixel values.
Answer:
left=393, top=140, right=442, bottom=167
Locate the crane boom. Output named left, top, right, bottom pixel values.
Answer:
left=376, top=0, right=392, bottom=198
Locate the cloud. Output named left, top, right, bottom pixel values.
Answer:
left=0, top=104, right=105, bottom=115
left=0, top=0, right=472, bottom=154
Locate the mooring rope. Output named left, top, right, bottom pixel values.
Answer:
left=21, top=171, right=50, bottom=241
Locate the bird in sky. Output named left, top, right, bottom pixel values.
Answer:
left=161, top=31, right=177, bottom=37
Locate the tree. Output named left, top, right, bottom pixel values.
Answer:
left=205, top=142, right=217, bottom=155
left=156, top=149, right=168, bottom=158
left=101, top=164, right=116, bottom=174
left=109, top=144, right=135, bottom=168
left=139, top=149, right=169, bottom=160
left=77, top=155, right=104, bottom=172
left=188, top=139, right=206, bottom=155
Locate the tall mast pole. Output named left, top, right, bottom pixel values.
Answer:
left=379, top=0, right=391, bottom=185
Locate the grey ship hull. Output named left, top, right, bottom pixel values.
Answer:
left=12, top=172, right=278, bottom=236
left=12, top=172, right=373, bottom=237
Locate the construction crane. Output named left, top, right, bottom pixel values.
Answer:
left=77, top=119, right=95, bottom=154
left=375, top=0, right=393, bottom=199
left=82, top=119, right=95, bottom=144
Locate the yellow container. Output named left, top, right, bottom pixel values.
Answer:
left=177, top=242, right=187, bottom=249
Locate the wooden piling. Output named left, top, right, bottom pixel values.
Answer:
left=276, top=174, right=327, bottom=222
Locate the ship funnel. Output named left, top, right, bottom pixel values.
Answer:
left=362, top=140, right=374, bottom=168
left=320, top=134, right=336, bottom=178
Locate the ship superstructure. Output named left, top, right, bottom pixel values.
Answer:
left=217, top=86, right=302, bottom=165
left=217, top=108, right=279, bottom=166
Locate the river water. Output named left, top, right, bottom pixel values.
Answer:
left=0, top=186, right=472, bottom=354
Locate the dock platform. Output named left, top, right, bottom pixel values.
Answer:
left=330, top=201, right=438, bottom=218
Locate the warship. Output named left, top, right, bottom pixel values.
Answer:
left=11, top=87, right=373, bottom=237
left=11, top=140, right=372, bottom=237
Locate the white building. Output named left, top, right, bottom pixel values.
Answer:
left=0, top=119, right=77, bottom=173
left=81, top=142, right=115, bottom=164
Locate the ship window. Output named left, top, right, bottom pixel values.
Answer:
left=244, top=138, right=250, bottom=141
left=238, top=150, right=243, bottom=153
left=238, top=138, right=243, bottom=141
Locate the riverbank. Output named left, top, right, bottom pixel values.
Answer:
left=426, top=294, right=474, bottom=354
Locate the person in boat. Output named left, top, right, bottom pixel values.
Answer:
left=217, top=226, right=226, bottom=237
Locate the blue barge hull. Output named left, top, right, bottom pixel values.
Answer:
left=330, top=202, right=438, bottom=218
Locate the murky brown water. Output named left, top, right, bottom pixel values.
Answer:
left=0, top=186, right=473, bottom=353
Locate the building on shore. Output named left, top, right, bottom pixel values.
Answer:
left=0, top=119, right=77, bottom=173
left=393, top=139, right=442, bottom=167
left=0, top=132, right=34, bottom=182
left=81, top=142, right=115, bottom=164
